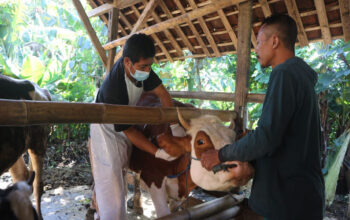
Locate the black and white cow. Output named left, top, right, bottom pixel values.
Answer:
left=0, top=74, right=51, bottom=219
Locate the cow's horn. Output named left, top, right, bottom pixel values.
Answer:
left=177, top=107, right=190, bottom=130
left=229, top=116, right=235, bottom=129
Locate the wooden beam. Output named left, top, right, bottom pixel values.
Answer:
left=251, top=28, right=257, bottom=48
left=314, top=0, right=332, bottom=45
left=234, top=0, right=252, bottom=119
left=104, top=0, right=247, bottom=50
left=88, top=3, right=113, bottom=18
left=0, top=100, right=236, bottom=125
left=88, top=0, right=127, bottom=37
left=131, top=0, right=158, bottom=33
left=188, top=0, right=221, bottom=57
left=113, top=0, right=143, bottom=8
left=87, top=0, right=143, bottom=18
left=218, top=9, right=238, bottom=50
left=115, top=1, right=160, bottom=61
left=170, top=91, right=265, bottom=103
left=148, top=10, right=183, bottom=56
left=115, top=9, right=173, bottom=63
left=132, top=4, right=174, bottom=61
left=339, top=0, right=350, bottom=42
left=72, top=0, right=107, bottom=67
left=284, top=0, right=309, bottom=47
left=107, top=8, right=119, bottom=74
left=173, top=0, right=211, bottom=56
left=258, top=0, right=272, bottom=17
left=158, top=1, right=195, bottom=53
left=132, top=4, right=174, bottom=62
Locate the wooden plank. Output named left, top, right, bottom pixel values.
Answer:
left=173, top=0, right=210, bottom=56
left=339, top=0, right=350, bottom=42
left=104, top=0, right=247, bottom=50
left=170, top=91, right=265, bottom=103
left=234, top=0, right=252, bottom=118
left=188, top=0, right=221, bottom=57
left=158, top=1, right=195, bottom=52
left=218, top=9, right=238, bottom=50
left=107, top=8, right=119, bottom=74
left=314, top=0, right=332, bottom=45
left=258, top=0, right=272, bottom=17
left=72, top=0, right=107, bottom=67
left=131, top=0, right=158, bottom=33
left=284, top=0, right=309, bottom=47
left=0, top=100, right=237, bottom=125
left=87, top=0, right=143, bottom=17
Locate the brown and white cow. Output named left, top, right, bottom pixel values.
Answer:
left=157, top=111, right=254, bottom=192
left=130, top=94, right=253, bottom=217
left=91, top=93, right=253, bottom=218
left=0, top=74, right=51, bottom=219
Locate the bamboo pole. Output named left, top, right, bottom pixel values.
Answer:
left=0, top=99, right=236, bottom=126
left=156, top=194, right=243, bottom=220
left=170, top=91, right=265, bottom=103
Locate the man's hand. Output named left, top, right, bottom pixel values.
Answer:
left=200, top=149, right=221, bottom=171
left=155, top=148, right=178, bottom=161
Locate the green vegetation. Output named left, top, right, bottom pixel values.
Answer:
left=1, top=1, right=349, bottom=189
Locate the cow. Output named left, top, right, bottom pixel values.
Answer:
left=0, top=172, right=39, bottom=220
left=90, top=93, right=254, bottom=218
left=0, top=74, right=51, bottom=219
left=157, top=109, right=254, bottom=192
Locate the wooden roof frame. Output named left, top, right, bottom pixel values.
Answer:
left=73, top=0, right=349, bottom=125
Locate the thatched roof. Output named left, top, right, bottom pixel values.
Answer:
left=85, top=0, right=349, bottom=63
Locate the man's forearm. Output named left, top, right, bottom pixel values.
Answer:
left=123, top=127, right=157, bottom=155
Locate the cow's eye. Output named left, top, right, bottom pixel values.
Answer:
left=197, top=139, right=204, bottom=145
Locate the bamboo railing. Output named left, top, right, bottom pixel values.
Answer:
left=0, top=99, right=236, bottom=126
left=170, top=91, right=265, bottom=103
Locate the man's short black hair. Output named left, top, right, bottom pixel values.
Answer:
left=262, top=14, right=297, bottom=51
left=122, top=33, right=155, bottom=63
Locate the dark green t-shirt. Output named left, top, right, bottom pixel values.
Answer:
left=219, top=57, right=325, bottom=219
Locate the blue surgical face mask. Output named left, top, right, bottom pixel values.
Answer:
left=128, top=64, right=150, bottom=81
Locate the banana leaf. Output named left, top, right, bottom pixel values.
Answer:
left=324, top=129, right=350, bottom=206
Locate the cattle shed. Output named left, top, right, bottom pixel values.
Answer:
left=69, top=0, right=350, bottom=124
left=0, top=0, right=349, bottom=126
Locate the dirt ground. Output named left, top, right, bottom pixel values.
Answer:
left=1, top=140, right=349, bottom=219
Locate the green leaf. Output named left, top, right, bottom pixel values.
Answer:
left=324, top=130, right=350, bottom=206
left=20, top=55, right=45, bottom=84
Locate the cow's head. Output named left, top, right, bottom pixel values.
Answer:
left=157, top=110, right=254, bottom=191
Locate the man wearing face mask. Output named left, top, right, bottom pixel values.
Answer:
left=89, top=34, right=185, bottom=220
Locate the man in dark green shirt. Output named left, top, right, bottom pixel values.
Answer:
left=201, top=14, right=325, bottom=219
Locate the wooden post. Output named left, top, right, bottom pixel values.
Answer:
left=339, top=0, right=350, bottom=42
left=106, top=8, right=119, bottom=74
left=234, top=0, right=252, bottom=129
left=72, top=0, right=107, bottom=67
